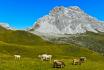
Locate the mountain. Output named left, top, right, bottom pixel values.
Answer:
left=30, top=6, right=104, bottom=35
left=28, top=6, right=104, bottom=54
left=0, top=23, right=14, bottom=30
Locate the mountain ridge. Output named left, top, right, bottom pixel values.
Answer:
left=30, top=6, right=104, bottom=35
left=27, top=6, right=104, bottom=54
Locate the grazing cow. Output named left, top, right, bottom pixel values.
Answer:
left=72, top=59, right=81, bottom=65
left=14, top=55, right=21, bottom=60
left=80, top=57, right=87, bottom=63
left=38, top=54, right=52, bottom=61
left=53, top=60, right=65, bottom=68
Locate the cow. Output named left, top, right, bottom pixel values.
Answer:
left=14, top=55, right=21, bottom=60
left=80, top=57, right=87, bottom=63
left=53, top=60, right=65, bottom=68
left=38, top=54, right=52, bottom=61
left=72, top=59, right=82, bottom=65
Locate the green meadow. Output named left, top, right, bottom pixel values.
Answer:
left=0, top=28, right=104, bottom=70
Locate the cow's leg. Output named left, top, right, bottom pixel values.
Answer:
left=50, top=57, right=51, bottom=61
left=46, top=57, right=48, bottom=61
left=53, top=63, right=56, bottom=68
left=15, top=57, right=17, bottom=60
left=73, top=61, right=75, bottom=65
left=60, top=64, right=63, bottom=68
left=19, top=57, right=20, bottom=60
left=49, top=57, right=51, bottom=63
left=17, top=57, right=19, bottom=60
left=75, top=62, right=77, bottom=65
left=41, top=57, right=43, bottom=61
left=79, top=61, right=81, bottom=65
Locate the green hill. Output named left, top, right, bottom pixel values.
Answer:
left=72, top=32, right=104, bottom=54
left=48, top=32, right=104, bottom=54
left=0, top=29, right=47, bottom=46
left=0, top=26, right=104, bottom=70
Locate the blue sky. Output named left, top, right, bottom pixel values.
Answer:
left=0, top=0, right=104, bottom=29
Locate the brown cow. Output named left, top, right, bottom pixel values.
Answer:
left=53, top=60, right=65, bottom=68
left=80, top=57, right=87, bottom=63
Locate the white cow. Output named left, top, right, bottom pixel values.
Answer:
left=14, top=55, right=21, bottom=59
left=38, top=54, right=52, bottom=61
left=72, top=59, right=81, bottom=65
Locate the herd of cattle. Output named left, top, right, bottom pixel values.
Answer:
left=14, top=54, right=87, bottom=68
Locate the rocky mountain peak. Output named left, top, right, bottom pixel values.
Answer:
left=30, top=6, right=104, bottom=35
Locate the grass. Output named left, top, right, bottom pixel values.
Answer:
left=0, top=27, right=104, bottom=70
left=0, top=41, right=104, bottom=70
left=1, top=57, right=104, bottom=70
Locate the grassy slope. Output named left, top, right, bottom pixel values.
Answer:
left=0, top=40, right=104, bottom=70
left=49, top=32, right=104, bottom=53
left=68, top=32, right=104, bottom=53
left=0, top=27, right=104, bottom=70
left=0, top=29, right=47, bottom=46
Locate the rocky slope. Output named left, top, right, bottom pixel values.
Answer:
left=30, top=6, right=104, bottom=35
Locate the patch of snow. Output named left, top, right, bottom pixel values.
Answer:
left=0, top=23, right=15, bottom=30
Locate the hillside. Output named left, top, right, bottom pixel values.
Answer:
left=0, top=26, right=9, bottom=32
left=0, top=26, right=104, bottom=70
left=0, top=26, right=104, bottom=54
left=0, top=27, right=101, bottom=59
left=46, top=32, right=104, bottom=54
left=0, top=40, right=104, bottom=70
left=0, top=28, right=47, bottom=46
